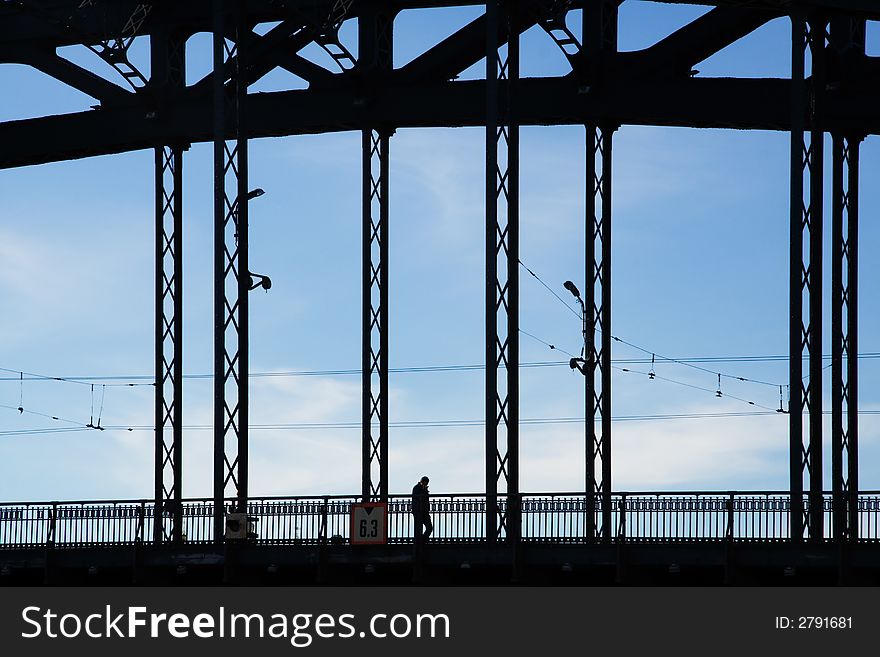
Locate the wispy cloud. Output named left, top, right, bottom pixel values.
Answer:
left=519, top=408, right=790, bottom=492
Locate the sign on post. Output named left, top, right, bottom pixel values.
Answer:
left=350, top=502, right=388, bottom=545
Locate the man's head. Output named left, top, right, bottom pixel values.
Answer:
left=420, top=476, right=429, bottom=487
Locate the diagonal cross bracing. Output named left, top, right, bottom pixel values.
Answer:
left=213, top=0, right=250, bottom=541
left=789, top=15, right=826, bottom=542
left=154, top=144, right=184, bottom=543
left=486, top=0, right=520, bottom=544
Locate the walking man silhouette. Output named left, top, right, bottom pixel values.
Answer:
left=411, top=476, right=433, bottom=544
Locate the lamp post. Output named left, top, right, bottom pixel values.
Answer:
left=564, top=279, right=594, bottom=541
left=234, top=188, right=265, bottom=244
left=235, top=188, right=272, bottom=293
left=564, top=280, right=588, bottom=375
left=222, top=185, right=269, bottom=525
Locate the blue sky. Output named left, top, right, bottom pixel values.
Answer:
left=0, top=3, right=878, bottom=503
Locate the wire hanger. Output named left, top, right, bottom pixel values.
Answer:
left=96, top=385, right=106, bottom=430
left=88, top=384, right=95, bottom=429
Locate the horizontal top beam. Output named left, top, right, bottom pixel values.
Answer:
left=1, top=75, right=877, bottom=169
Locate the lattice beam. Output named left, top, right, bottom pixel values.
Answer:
left=154, top=144, right=184, bottom=544
left=580, top=0, right=618, bottom=545
left=152, top=29, right=187, bottom=545
left=213, top=0, right=250, bottom=540
left=362, top=129, right=390, bottom=502
left=360, top=7, right=395, bottom=503
left=486, top=0, right=520, bottom=544
left=789, top=15, right=826, bottom=542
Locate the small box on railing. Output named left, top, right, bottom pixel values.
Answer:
left=224, top=513, right=248, bottom=540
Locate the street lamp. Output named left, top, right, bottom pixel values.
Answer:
left=248, top=271, right=272, bottom=291
left=566, top=277, right=596, bottom=540
left=235, top=188, right=272, bottom=293
left=234, top=188, right=266, bottom=244
left=564, top=280, right=588, bottom=376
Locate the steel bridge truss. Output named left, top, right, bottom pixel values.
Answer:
left=0, top=1, right=877, bottom=545
left=581, top=1, right=618, bottom=544
left=213, top=0, right=250, bottom=538
left=362, top=128, right=390, bottom=503
left=789, top=14, right=825, bottom=542
left=154, top=144, right=184, bottom=543
left=830, top=16, right=865, bottom=543
left=486, top=0, right=521, bottom=544
left=152, top=28, right=187, bottom=543
left=360, top=7, right=395, bottom=503
left=789, top=13, right=865, bottom=542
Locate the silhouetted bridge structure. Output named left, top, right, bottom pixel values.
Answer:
left=4, top=492, right=880, bottom=584
left=2, top=1, right=879, bottom=583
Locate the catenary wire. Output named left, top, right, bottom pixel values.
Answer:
left=0, top=353, right=876, bottom=384
left=516, top=258, right=845, bottom=391
left=519, top=259, right=583, bottom=321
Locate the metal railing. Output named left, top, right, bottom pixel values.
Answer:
left=2, top=492, right=879, bottom=548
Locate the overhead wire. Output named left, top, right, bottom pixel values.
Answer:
left=610, top=335, right=783, bottom=388
left=6, top=407, right=880, bottom=438
left=0, top=401, right=92, bottom=428
left=517, top=258, right=797, bottom=389
left=0, top=365, right=151, bottom=387
left=101, top=412, right=791, bottom=432
left=519, top=329, right=577, bottom=358
left=516, top=257, right=823, bottom=415
left=0, top=258, right=873, bottom=437
left=0, top=353, right=876, bottom=385
left=519, top=259, right=583, bottom=321
left=0, top=427, right=94, bottom=437
left=62, top=407, right=880, bottom=434
left=614, top=366, right=780, bottom=412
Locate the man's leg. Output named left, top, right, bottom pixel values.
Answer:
left=423, top=516, right=433, bottom=541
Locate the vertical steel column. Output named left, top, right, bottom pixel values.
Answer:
left=832, top=135, right=861, bottom=541
left=152, top=30, right=186, bottom=544
left=154, top=145, right=184, bottom=543
left=486, top=0, right=520, bottom=543
left=788, top=12, right=805, bottom=545
left=362, top=129, right=390, bottom=502
left=584, top=127, right=614, bottom=543
left=830, top=17, right=864, bottom=543
left=831, top=135, right=844, bottom=540
left=807, top=17, right=826, bottom=542
left=359, top=9, right=394, bottom=503
left=789, top=15, right=826, bottom=541
left=213, top=0, right=250, bottom=540
left=845, top=139, right=859, bottom=541
left=583, top=1, right=617, bottom=544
